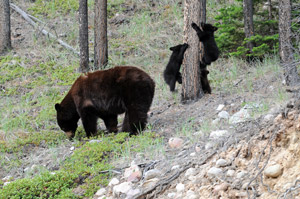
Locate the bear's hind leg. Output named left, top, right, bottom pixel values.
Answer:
left=122, top=109, right=147, bottom=135
left=103, top=114, right=118, bottom=133
left=80, top=107, right=98, bottom=137
left=169, top=77, right=176, bottom=92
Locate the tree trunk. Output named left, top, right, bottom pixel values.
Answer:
left=243, top=0, right=255, bottom=53
left=79, top=0, right=89, bottom=72
left=0, top=0, right=11, bottom=55
left=94, top=0, right=108, bottom=69
left=279, top=0, right=300, bottom=86
left=181, top=0, right=206, bottom=103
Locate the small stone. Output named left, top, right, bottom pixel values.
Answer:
left=242, top=182, right=250, bottom=190
left=185, top=168, right=196, bottom=177
left=168, top=137, right=184, bottom=148
left=210, top=130, right=230, bottom=139
left=212, top=118, right=221, bottom=125
left=113, top=182, right=132, bottom=196
left=96, top=196, right=106, bottom=199
left=3, top=182, right=11, bottom=186
left=168, top=192, right=176, bottom=198
left=126, top=188, right=140, bottom=198
left=216, top=159, right=228, bottom=167
left=127, top=170, right=142, bottom=182
left=171, top=165, right=180, bottom=170
left=264, top=164, right=283, bottom=178
left=70, top=146, right=75, bottom=151
left=188, top=175, right=197, bottom=182
left=190, top=152, right=196, bottom=157
left=263, top=114, right=274, bottom=122
left=229, top=108, right=250, bottom=124
left=2, top=176, right=12, bottom=182
left=214, top=183, right=229, bottom=194
left=124, top=164, right=141, bottom=179
left=208, top=167, right=223, bottom=176
left=226, top=169, right=235, bottom=177
left=205, top=142, right=214, bottom=149
left=274, top=114, right=283, bottom=124
left=108, top=178, right=120, bottom=186
left=217, top=104, right=225, bottom=111
left=176, top=183, right=185, bottom=192
left=144, top=169, right=162, bottom=180
left=89, top=139, right=102, bottom=143
left=195, top=146, right=201, bottom=152
left=95, top=188, right=106, bottom=196
left=73, top=187, right=85, bottom=196
left=218, top=111, right=230, bottom=119
left=193, top=131, right=203, bottom=136
left=142, top=178, right=159, bottom=189
left=237, top=171, right=247, bottom=179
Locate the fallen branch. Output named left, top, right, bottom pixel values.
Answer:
left=10, top=3, right=93, bottom=62
left=134, top=151, right=216, bottom=199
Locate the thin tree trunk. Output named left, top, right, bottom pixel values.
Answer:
left=181, top=0, right=206, bottom=102
left=0, top=0, right=11, bottom=54
left=79, top=0, right=89, bottom=72
left=279, top=0, right=300, bottom=86
left=243, top=0, right=255, bottom=53
left=267, top=0, right=274, bottom=34
left=94, top=0, right=108, bottom=69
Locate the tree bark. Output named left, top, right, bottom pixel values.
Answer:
left=181, top=0, right=206, bottom=103
left=79, top=0, right=89, bottom=72
left=0, top=0, right=11, bottom=55
left=279, top=0, right=300, bottom=86
left=243, top=0, right=255, bottom=54
left=94, top=0, right=108, bottom=69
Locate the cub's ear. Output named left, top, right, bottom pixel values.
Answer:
left=213, top=26, right=218, bottom=31
left=169, top=47, right=175, bottom=51
left=55, top=103, right=61, bottom=111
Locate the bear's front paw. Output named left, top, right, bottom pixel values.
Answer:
left=191, top=22, right=198, bottom=29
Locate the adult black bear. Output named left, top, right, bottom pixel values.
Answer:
left=163, top=43, right=189, bottom=92
left=55, top=66, right=155, bottom=139
left=201, top=68, right=211, bottom=94
left=191, top=22, right=219, bottom=67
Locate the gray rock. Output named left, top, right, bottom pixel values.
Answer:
left=113, top=182, right=133, bottom=197
left=176, top=183, right=185, bottom=192
left=210, top=130, right=230, bottom=139
left=264, top=164, right=282, bottom=178
left=108, top=178, right=119, bottom=186
left=208, top=167, right=223, bottom=176
left=171, top=165, right=180, bottom=170
left=89, top=139, right=102, bottom=143
left=216, top=159, right=228, bottom=167
left=144, top=169, right=162, bottom=180
left=226, top=169, right=235, bottom=177
left=168, top=192, right=176, bottom=198
left=216, top=104, right=225, bottom=111
left=185, top=168, right=196, bottom=177
left=142, top=178, right=159, bottom=190
left=95, top=188, right=106, bottom=196
left=229, top=108, right=250, bottom=124
left=205, top=142, right=214, bottom=149
left=237, top=171, right=247, bottom=179
left=218, top=111, right=230, bottom=119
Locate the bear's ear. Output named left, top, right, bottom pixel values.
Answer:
left=169, top=47, right=175, bottom=51
left=55, top=103, right=61, bottom=112
left=213, top=26, right=218, bottom=31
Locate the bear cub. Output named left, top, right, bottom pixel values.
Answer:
left=201, top=68, right=211, bottom=94
left=163, top=43, right=189, bottom=92
left=191, top=22, right=219, bottom=66
left=55, top=66, right=155, bottom=139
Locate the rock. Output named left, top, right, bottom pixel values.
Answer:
left=127, top=170, right=142, bottom=182
left=185, top=168, right=196, bottom=177
left=229, top=108, right=250, bottom=124
left=186, top=190, right=198, bottom=199
left=108, top=178, right=120, bottom=186
left=190, top=152, right=196, bottom=157
left=216, top=159, right=228, bottom=167
left=96, top=196, right=106, bottom=199
left=113, top=182, right=133, bottom=197
left=168, top=137, right=184, bottom=148
left=89, top=139, right=102, bottom=143
left=208, top=167, right=223, bottom=176
left=144, top=169, right=162, bottom=180
left=193, top=130, right=203, bottom=136
left=95, top=188, right=106, bottom=196
left=218, top=111, right=230, bottom=119
left=212, top=118, right=221, bottom=125
left=2, top=176, right=12, bottom=182
left=195, top=146, right=201, bottom=152
left=73, top=187, right=86, bottom=196
left=171, top=165, right=180, bottom=170
left=214, top=183, right=229, bottom=194
left=242, top=182, right=250, bottom=190
left=263, top=114, right=274, bottom=122
left=210, top=130, right=230, bottom=139
left=126, top=188, right=140, bottom=198
left=188, top=175, right=197, bottom=182
left=217, top=104, right=225, bottom=111
left=237, top=171, right=247, bottom=179
left=205, top=142, right=214, bottom=149
left=168, top=192, right=176, bottom=198
left=264, top=164, right=283, bottom=178
left=124, top=164, right=141, bottom=181
left=226, top=169, right=235, bottom=177
left=142, top=178, right=159, bottom=189
left=176, top=183, right=185, bottom=192
left=70, top=146, right=75, bottom=151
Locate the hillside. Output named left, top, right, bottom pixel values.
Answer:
left=1, top=0, right=300, bottom=198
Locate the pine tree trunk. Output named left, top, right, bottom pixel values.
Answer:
left=79, top=0, right=89, bottom=72
left=243, top=0, right=255, bottom=54
left=0, top=0, right=11, bottom=55
left=279, top=0, right=300, bottom=86
left=94, top=0, right=108, bottom=70
left=181, top=0, right=206, bottom=103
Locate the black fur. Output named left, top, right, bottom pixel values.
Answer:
left=201, top=68, right=211, bottom=94
left=163, top=43, right=189, bottom=91
left=192, top=22, right=219, bottom=66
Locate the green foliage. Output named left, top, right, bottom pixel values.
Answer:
left=214, top=1, right=279, bottom=59
left=0, top=171, right=78, bottom=199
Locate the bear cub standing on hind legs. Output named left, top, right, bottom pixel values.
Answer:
left=191, top=22, right=219, bottom=67
left=163, top=43, right=189, bottom=92
left=55, top=66, right=155, bottom=139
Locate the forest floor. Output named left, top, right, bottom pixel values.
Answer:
left=1, top=0, right=300, bottom=199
